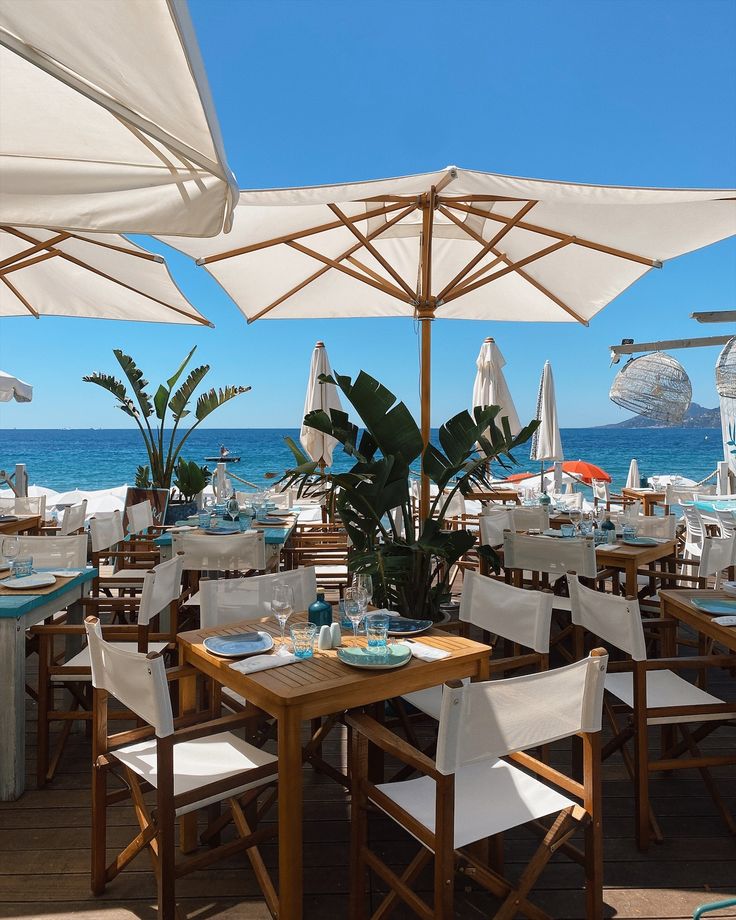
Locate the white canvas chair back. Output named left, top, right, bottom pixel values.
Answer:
left=16, top=534, right=87, bottom=568
left=503, top=531, right=598, bottom=579
left=591, top=480, right=609, bottom=503
left=715, top=508, right=736, bottom=539
left=569, top=575, right=647, bottom=660
left=460, top=570, right=552, bottom=653
left=682, top=505, right=705, bottom=540
left=90, top=511, right=125, bottom=553
left=266, top=490, right=293, bottom=509
left=199, top=566, right=318, bottom=629
left=126, top=500, right=154, bottom=534
left=551, top=491, right=583, bottom=511
left=137, top=555, right=184, bottom=627
left=479, top=507, right=513, bottom=547
left=440, top=489, right=465, bottom=522
left=632, top=514, right=676, bottom=541
left=173, top=531, right=266, bottom=573
left=60, top=501, right=87, bottom=535
left=698, top=535, right=736, bottom=587
left=512, top=505, right=550, bottom=532
left=85, top=618, right=173, bottom=738
left=0, top=494, right=46, bottom=518
left=435, top=652, right=607, bottom=775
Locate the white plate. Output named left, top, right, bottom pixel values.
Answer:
left=1, top=573, right=57, bottom=590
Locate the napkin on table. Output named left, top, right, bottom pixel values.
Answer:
left=230, top=653, right=297, bottom=674
left=407, top=641, right=450, bottom=662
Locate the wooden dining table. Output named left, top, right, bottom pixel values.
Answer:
left=0, top=514, right=41, bottom=536
left=659, top=589, right=736, bottom=653
left=177, top=615, right=491, bottom=920
left=621, top=487, right=666, bottom=516
left=595, top=537, right=675, bottom=598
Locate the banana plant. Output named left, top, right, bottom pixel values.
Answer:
left=84, top=347, right=249, bottom=490
left=282, top=370, right=538, bottom=620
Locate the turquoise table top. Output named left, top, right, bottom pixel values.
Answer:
left=695, top=499, right=736, bottom=513
left=0, top=567, right=97, bottom=619
left=155, top=520, right=292, bottom=547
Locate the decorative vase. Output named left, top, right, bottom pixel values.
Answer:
left=308, top=591, right=333, bottom=628
left=165, top=500, right=197, bottom=525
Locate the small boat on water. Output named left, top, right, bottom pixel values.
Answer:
left=205, top=445, right=241, bottom=463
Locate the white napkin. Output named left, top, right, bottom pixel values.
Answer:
left=407, top=641, right=450, bottom=662
left=230, top=653, right=297, bottom=674
left=43, top=569, right=83, bottom=577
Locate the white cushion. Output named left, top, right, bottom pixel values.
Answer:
left=605, top=671, right=736, bottom=725
left=51, top=642, right=168, bottom=681
left=102, top=568, right=148, bottom=581
left=375, top=758, right=574, bottom=849
left=113, top=731, right=277, bottom=816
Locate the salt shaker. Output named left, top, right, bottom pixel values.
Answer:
left=317, top=624, right=333, bottom=651
left=329, top=622, right=342, bottom=647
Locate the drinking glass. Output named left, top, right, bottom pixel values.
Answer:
left=353, top=574, right=373, bottom=607
left=12, top=555, right=33, bottom=578
left=2, top=536, right=19, bottom=570
left=344, top=587, right=364, bottom=639
left=568, top=509, right=582, bottom=532
left=365, top=612, right=390, bottom=657
left=622, top=523, right=637, bottom=541
left=561, top=524, right=575, bottom=538
left=290, top=623, right=317, bottom=659
left=271, top=582, right=294, bottom=655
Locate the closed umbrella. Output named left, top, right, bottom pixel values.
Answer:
left=472, top=337, right=521, bottom=436
left=0, top=369, right=32, bottom=402
left=160, top=165, right=736, bottom=517
left=626, top=459, right=641, bottom=489
left=0, top=0, right=236, bottom=236
left=530, top=361, right=563, bottom=491
left=0, top=227, right=211, bottom=324
left=301, top=341, right=343, bottom=467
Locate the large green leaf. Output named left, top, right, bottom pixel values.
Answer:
left=170, top=365, right=210, bottom=420
left=113, top=350, right=153, bottom=418
left=195, top=385, right=251, bottom=422
left=82, top=372, right=138, bottom=418
left=167, top=347, right=197, bottom=391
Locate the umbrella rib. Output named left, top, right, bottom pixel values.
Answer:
left=445, top=201, right=662, bottom=267
left=452, top=252, right=507, bottom=290
left=246, top=203, right=418, bottom=323
left=4, top=226, right=211, bottom=326
left=66, top=233, right=164, bottom=262
left=199, top=201, right=411, bottom=264
left=436, top=200, right=537, bottom=300
left=0, top=231, right=70, bottom=270
left=436, top=207, right=587, bottom=323
left=0, top=250, right=61, bottom=275
left=327, top=204, right=416, bottom=299
left=345, top=256, right=410, bottom=300
left=0, top=274, right=40, bottom=317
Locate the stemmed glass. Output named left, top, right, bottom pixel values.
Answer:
left=2, top=536, right=19, bottom=571
left=272, top=582, right=294, bottom=655
left=344, top=587, right=364, bottom=640
left=353, top=574, right=373, bottom=609
left=568, top=508, right=582, bottom=533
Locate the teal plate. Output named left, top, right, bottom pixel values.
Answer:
left=203, top=631, right=274, bottom=658
left=386, top=616, right=433, bottom=637
left=622, top=537, right=659, bottom=546
left=691, top=598, right=736, bottom=615
left=337, top=643, right=411, bottom=670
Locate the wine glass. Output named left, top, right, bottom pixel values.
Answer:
left=344, top=587, right=364, bottom=640
left=2, top=536, right=19, bottom=569
left=568, top=508, right=582, bottom=533
left=353, top=574, right=373, bottom=608
left=271, top=582, right=294, bottom=655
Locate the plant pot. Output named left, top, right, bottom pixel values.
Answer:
left=165, top=501, right=197, bottom=525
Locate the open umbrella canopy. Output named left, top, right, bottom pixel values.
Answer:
left=0, top=0, right=236, bottom=236
left=560, top=460, right=611, bottom=484
left=0, top=227, right=211, bottom=324
left=300, top=341, right=343, bottom=466
left=472, top=337, right=521, bottom=436
left=0, top=369, right=32, bottom=402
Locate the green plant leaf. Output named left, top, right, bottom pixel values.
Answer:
left=153, top=384, right=169, bottom=420
left=167, top=347, right=197, bottom=391
left=113, top=350, right=153, bottom=417
left=170, top=365, right=210, bottom=420
left=195, top=384, right=251, bottom=422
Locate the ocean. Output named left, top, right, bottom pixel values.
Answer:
left=0, top=427, right=726, bottom=494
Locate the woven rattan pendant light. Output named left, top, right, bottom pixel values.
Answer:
left=716, top=337, right=736, bottom=399
left=609, top=352, right=692, bottom=424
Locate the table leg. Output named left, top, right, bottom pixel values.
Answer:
left=625, top=562, right=638, bottom=600
left=0, top=617, right=26, bottom=800
left=278, top=708, right=303, bottom=920
left=178, top=655, right=198, bottom=854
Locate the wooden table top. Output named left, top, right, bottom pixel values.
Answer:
left=595, top=538, right=675, bottom=564
left=659, top=589, right=736, bottom=652
left=178, top=614, right=491, bottom=719
left=0, top=514, right=40, bottom=535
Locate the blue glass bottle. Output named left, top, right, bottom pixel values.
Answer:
left=308, top=591, right=333, bottom=628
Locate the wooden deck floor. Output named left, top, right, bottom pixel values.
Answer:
left=2, top=659, right=736, bottom=919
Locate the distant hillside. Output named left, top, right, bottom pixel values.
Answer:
left=599, top=402, right=721, bottom=429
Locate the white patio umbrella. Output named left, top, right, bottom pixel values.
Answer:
left=626, top=458, right=641, bottom=489
left=472, top=337, right=521, bottom=436
left=0, top=369, right=32, bottom=402
left=0, top=227, right=211, bottom=324
left=530, top=361, right=563, bottom=490
left=301, top=341, right=343, bottom=467
left=160, top=165, right=736, bottom=516
left=0, top=0, right=236, bottom=237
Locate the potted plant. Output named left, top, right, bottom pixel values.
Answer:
left=168, top=459, right=211, bottom=523
left=282, top=370, right=538, bottom=621
left=84, top=347, right=249, bottom=492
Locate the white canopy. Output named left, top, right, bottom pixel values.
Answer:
left=161, top=165, right=736, bottom=323
left=300, top=341, right=343, bottom=466
left=0, top=369, right=32, bottom=402
left=472, top=337, right=521, bottom=436
left=0, top=0, right=236, bottom=237
left=625, top=458, right=641, bottom=490
left=0, top=227, right=210, bottom=324
left=530, top=361, right=563, bottom=463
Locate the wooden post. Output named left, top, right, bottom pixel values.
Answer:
left=418, top=188, right=436, bottom=525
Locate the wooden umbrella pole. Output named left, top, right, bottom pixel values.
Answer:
left=418, top=188, right=436, bottom=525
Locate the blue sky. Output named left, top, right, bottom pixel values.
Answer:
left=1, top=0, right=735, bottom=431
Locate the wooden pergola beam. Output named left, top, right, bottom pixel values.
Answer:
left=691, top=310, right=736, bottom=324
left=443, top=201, right=662, bottom=268
left=199, top=201, right=412, bottom=265
left=611, top=335, right=732, bottom=356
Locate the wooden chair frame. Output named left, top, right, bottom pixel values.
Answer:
left=347, top=701, right=603, bottom=920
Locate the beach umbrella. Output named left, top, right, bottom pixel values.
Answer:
left=530, top=362, right=564, bottom=486
left=0, top=369, right=32, bottom=402
left=560, top=460, right=611, bottom=484
left=300, top=341, right=343, bottom=467
left=159, top=165, right=736, bottom=516
left=626, top=459, right=641, bottom=489
left=0, top=0, right=236, bottom=237
left=472, top=337, right=521, bottom=437
left=0, top=227, right=211, bottom=325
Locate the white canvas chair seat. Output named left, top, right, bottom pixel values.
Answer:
left=604, top=671, right=736, bottom=726
left=111, top=731, right=278, bottom=816
left=376, top=757, right=575, bottom=850
left=99, top=566, right=148, bottom=581
left=50, top=641, right=169, bottom=681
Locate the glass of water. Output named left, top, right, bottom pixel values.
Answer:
left=272, top=581, right=294, bottom=654
left=365, top=612, right=390, bottom=658
left=344, top=587, right=364, bottom=639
